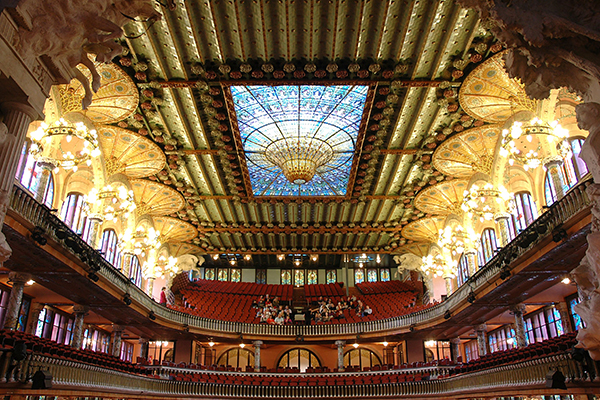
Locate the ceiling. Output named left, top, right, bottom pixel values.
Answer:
left=83, top=0, right=493, bottom=265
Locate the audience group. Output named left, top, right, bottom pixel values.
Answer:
left=306, top=295, right=373, bottom=323
left=252, top=294, right=373, bottom=325
left=253, top=294, right=294, bottom=325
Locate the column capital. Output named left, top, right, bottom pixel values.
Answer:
left=511, top=303, right=527, bottom=314
left=8, top=271, right=31, bottom=284
left=543, top=155, right=564, bottom=168
left=494, top=212, right=512, bottom=221
left=450, top=338, right=462, bottom=345
left=335, top=340, right=346, bottom=348
left=73, top=304, right=89, bottom=314
left=112, top=324, right=124, bottom=332
left=0, top=102, right=39, bottom=120
left=475, top=324, right=487, bottom=332
left=253, top=340, right=263, bottom=347
left=138, top=338, right=149, bottom=344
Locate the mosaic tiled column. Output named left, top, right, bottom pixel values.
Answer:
left=71, top=304, right=89, bottom=349
left=0, top=103, right=37, bottom=264
left=110, top=325, right=123, bottom=358
left=464, top=249, right=478, bottom=277
left=33, top=160, right=56, bottom=204
left=335, top=340, right=345, bottom=371
left=3, top=272, right=31, bottom=330
left=444, top=276, right=454, bottom=296
left=147, top=277, right=155, bottom=298
left=512, top=304, right=527, bottom=348
left=139, top=338, right=148, bottom=360
left=450, top=338, right=462, bottom=363
left=544, top=156, right=565, bottom=200
left=253, top=340, right=262, bottom=370
left=494, top=212, right=512, bottom=247
left=121, top=250, right=134, bottom=277
left=87, top=214, right=103, bottom=249
left=25, top=302, right=45, bottom=335
left=475, top=324, right=488, bottom=357
left=555, top=301, right=573, bottom=334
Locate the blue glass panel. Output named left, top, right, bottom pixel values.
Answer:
left=231, top=85, right=369, bottom=196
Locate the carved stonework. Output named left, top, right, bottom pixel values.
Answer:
left=0, top=189, right=11, bottom=264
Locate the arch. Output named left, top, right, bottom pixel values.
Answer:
left=512, top=191, right=538, bottom=233
left=100, top=228, right=119, bottom=266
left=343, top=347, right=382, bottom=370
left=217, top=347, right=255, bottom=370
left=277, top=348, right=321, bottom=372
left=60, top=192, right=90, bottom=239
left=479, top=228, right=499, bottom=265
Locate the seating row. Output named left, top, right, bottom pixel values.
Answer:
left=191, top=280, right=294, bottom=301
left=356, top=280, right=418, bottom=295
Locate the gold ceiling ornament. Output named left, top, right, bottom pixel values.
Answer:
left=96, top=125, right=166, bottom=178
left=29, top=117, right=101, bottom=172
left=395, top=242, right=432, bottom=258
left=437, top=225, right=478, bottom=258
left=414, top=179, right=469, bottom=215
left=499, top=117, right=571, bottom=171
left=461, top=183, right=514, bottom=222
left=84, top=184, right=136, bottom=222
left=69, top=62, right=139, bottom=124
left=130, top=179, right=185, bottom=216
left=431, top=125, right=502, bottom=178
left=169, top=243, right=203, bottom=257
left=459, top=52, right=536, bottom=123
left=151, top=216, right=198, bottom=243
left=401, top=215, right=447, bottom=242
left=121, top=225, right=162, bottom=256
left=264, top=137, right=334, bottom=184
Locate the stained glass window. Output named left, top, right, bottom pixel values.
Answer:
left=281, top=270, right=291, bottom=285
left=307, top=270, right=317, bottom=285
left=367, top=269, right=378, bottom=283
left=231, top=269, right=241, bottom=282
left=256, top=269, right=266, bottom=284
left=230, top=85, right=369, bottom=196
left=294, top=269, right=305, bottom=286
left=205, top=268, right=215, bottom=281
left=380, top=268, right=390, bottom=282
left=569, top=297, right=586, bottom=330
left=326, top=270, right=337, bottom=284
left=217, top=268, right=228, bottom=281
left=355, top=269, right=364, bottom=284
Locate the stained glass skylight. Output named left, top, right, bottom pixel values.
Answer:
left=230, top=85, right=369, bottom=196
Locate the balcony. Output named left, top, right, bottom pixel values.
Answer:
left=3, top=179, right=592, bottom=339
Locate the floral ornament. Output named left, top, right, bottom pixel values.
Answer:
left=191, top=64, right=205, bottom=75
left=368, top=64, right=381, bottom=74
left=326, top=63, right=338, bottom=73
left=304, top=63, right=317, bottom=73
left=261, top=63, right=274, bottom=73
left=240, top=63, right=252, bottom=73
left=219, top=64, right=232, bottom=74
left=119, top=57, right=132, bottom=67
left=348, top=62, right=360, bottom=73
left=283, top=63, right=296, bottom=73
left=134, top=61, right=148, bottom=72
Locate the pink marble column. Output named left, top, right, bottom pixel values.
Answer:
left=555, top=301, right=573, bottom=334
left=110, top=325, right=123, bottom=358
left=2, top=272, right=31, bottom=330
left=25, top=302, right=45, bottom=335
left=475, top=324, right=488, bottom=357
left=335, top=340, right=345, bottom=371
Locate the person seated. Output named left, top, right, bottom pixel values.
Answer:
left=283, top=305, right=292, bottom=316
left=314, top=311, right=322, bottom=323
left=258, top=296, right=265, bottom=308
left=273, top=296, right=280, bottom=308
left=363, top=305, right=373, bottom=316
left=284, top=314, right=293, bottom=325
left=356, top=300, right=364, bottom=316
left=266, top=311, right=275, bottom=325
left=255, top=308, right=264, bottom=319
left=274, top=312, right=285, bottom=325
left=259, top=310, right=268, bottom=324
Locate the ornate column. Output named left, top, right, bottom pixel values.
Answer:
left=146, top=277, right=155, bottom=298
left=33, top=159, right=56, bottom=204
left=335, top=340, right=345, bottom=371
left=512, top=304, right=527, bottom=348
left=450, top=338, right=462, bottom=363
left=464, top=249, right=478, bottom=277
left=555, top=301, right=573, bottom=334
left=121, top=250, right=134, bottom=276
left=110, top=325, right=124, bottom=358
left=494, top=213, right=512, bottom=247
left=87, top=214, right=104, bottom=249
left=475, top=324, right=488, bottom=357
left=444, top=275, right=454, bottom=297
left=2, top=272, right=31, bottom=330
left=253, top=340, right=262, bottom=370
left=70, top=304, right=89, bottom=349
left=544, top=156, right=566, bottom=200
left=139, top=338, right=149, bottom=360
left=25, top=302, right=45, bottom=335
left=0, top=103, right=38, bottom=264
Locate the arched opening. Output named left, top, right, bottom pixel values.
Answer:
left=343, top=348, right=381, bottom=370
left=277, top=348, right=321, bottom=372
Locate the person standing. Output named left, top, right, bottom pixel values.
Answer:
left=160, top=287, right=167, bottom=306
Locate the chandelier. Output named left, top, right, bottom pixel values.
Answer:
left=29, top=118, right=101, bottom=171
left=421, top=254, right=445, bottom=278
left=499, top=117, right=570, bottom=171
left=438, top=225, right=477, bottom=258
left=122, top=226, right=162, bottom=256
left=264, top=137, right=333, bottom=184
left=85, top=185, right=136, bottom=222
left=352, top=253, right=373, bottom=268
left=154, top=255, right=178, bottom=279
left=461, top=184, right=514, bottom=222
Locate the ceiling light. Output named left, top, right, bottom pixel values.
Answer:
left=561, top=277, right=571, bottom=285
left=277, top=254, right=285, bottom=261
left=264, top=137, right=334, bottom=184
left=208, top=341, right=215, bottom=347
left=239, top=343, right=246, bottom=349
left=244, top=254, right=252, bottom=261
left=84, top=185, right=136, bottom=222
left=425, top=340, right=437, bottom=347
left=311, top=254, right=318, bottom=262
left=352, top=343, right=359, bottom=349
left=382, top=341, right=388, bottom=347
left=461, top=183, right=514, bottom=222
left=212, top=254, right=219, bottom=260
left=376, top=254, right=381, bottom=264
left=26, top=280, right=35, bottom=286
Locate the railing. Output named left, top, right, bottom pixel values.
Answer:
left=7, top=179, right=592, bottom=338
left=8, top=352, right=585, bottom=398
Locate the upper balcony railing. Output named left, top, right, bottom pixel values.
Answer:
left=13, top=351, right=585, bottom=398
left=7, top=178, right=592, bottom=338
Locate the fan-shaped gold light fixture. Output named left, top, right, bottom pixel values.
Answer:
left=264, top=137, right=334, bottom=184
